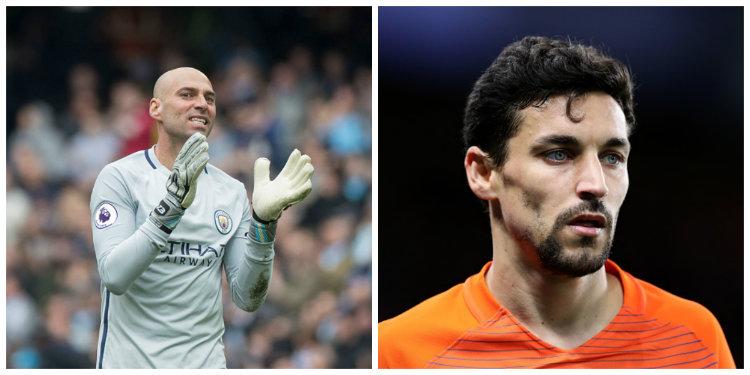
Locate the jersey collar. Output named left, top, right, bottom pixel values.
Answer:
left=463, top=259, right=644, bottom=323
left=145, top=145, right=209, bottom=175
left=144, top=146, right=170, bottom=174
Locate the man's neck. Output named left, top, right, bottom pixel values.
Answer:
left=486, top=223, right=623, bottom=350
left=154, top=137, right=182, bottom=170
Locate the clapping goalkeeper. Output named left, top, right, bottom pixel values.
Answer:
left=90, top=67, right=313, bottom=368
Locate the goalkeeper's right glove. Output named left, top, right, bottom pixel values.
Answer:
left=148, top=132, right=209, bottom=234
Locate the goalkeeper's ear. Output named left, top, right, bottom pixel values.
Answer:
left=465, top=146, right=499, bottom=201
left=149, top=98, right=162, bottom=121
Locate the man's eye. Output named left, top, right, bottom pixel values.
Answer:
left=602, top=153, right=623, bottom=165
left=181, top=92, right=191, bottom=98
left=545, top=150, right=569, bottom=162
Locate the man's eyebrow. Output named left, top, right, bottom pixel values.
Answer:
left=604, top=137, right=630, bottom=150
left=530, top=135, right=630, bottom=152
left=176, top=87, right=216, bottom=97
left=531, top=135, right=581, bottom=149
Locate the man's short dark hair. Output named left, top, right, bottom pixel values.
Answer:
left=463, top=36, right=635, bottom=166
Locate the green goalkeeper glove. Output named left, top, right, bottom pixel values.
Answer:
left=149, top=132, right=209, bottom=233
left=252, top=149, right=314, bottom=222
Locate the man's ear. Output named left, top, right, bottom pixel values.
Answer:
left=465, top=146, right=499, bottom=200
left=149, top=98, right=161, bottom=120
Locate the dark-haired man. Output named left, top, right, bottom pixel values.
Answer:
left=378, top=36, right=734, bottom=369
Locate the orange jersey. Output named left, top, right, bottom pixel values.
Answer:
left=379, top=260, right=735, bottom=369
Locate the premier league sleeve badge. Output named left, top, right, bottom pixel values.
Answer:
left=94, top=201, right=118, bottom=229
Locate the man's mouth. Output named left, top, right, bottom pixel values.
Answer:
left=189, top=116, right=208, bottom=126
left=567, top=213, right=606, bottom=237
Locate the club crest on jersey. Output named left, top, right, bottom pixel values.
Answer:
left=214, top=210, right=232, bottom=234
left=94, top=201, right=118, bottom=229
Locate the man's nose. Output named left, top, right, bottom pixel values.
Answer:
left=194, top=96, right=208, bottom=111
left=576, top=153, right=608, bottom=200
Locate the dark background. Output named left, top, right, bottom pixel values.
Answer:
left=378, top=7, right=742, bottom=367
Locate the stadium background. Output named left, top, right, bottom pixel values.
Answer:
left=7, top=7, right=371, bottom=368
left=379, top=7, right=742, bottom=367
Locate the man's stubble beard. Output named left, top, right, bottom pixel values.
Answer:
left=525, top=200, right=616, bottom=278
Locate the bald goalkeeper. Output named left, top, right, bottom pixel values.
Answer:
left=90, top=67, right=314, bottom=368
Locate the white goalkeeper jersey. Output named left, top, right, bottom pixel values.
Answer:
left=90, top=146, right=275, bottom=368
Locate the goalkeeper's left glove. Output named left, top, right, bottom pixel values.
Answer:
left=252, top=149, right=314, bottom=222
left=149, top=132, right=209, bottom=233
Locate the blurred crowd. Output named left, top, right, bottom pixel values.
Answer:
left=7, top=8, right=371, bottom=369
